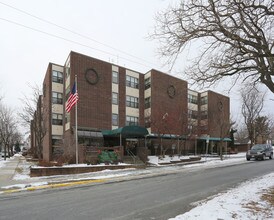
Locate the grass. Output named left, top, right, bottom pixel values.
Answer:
left=242, top=186, right=274, bottom=218
left=15, top=167, right=23, bottom=174
left=261, top=187, right=274, bottom=206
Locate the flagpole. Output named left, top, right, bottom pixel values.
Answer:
left=75, top=75, right=78, bottom=164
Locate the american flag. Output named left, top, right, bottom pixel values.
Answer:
left=65, top=82, right=79, bottom=113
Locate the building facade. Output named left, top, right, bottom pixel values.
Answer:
left=31, top=51, right=230, bottom=163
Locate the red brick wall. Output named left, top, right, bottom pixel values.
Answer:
left=42, top=63, right=52, bottom=162
left=69, top=52, right=113, bottom=130
left=150, top=69, right=188, bottom=135
left=118, top=67, right=126, bottom=126
left=207, top=91, right=230, bottom=137
left=139, top=74, right=145, bottom=127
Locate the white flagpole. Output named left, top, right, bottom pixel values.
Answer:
left=75, top=75, right=78, bottom=164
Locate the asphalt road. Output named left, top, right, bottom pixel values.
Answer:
left=0, top=160, right=273, bottom=220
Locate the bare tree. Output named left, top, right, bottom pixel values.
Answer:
left=18, top=84, right=41, bottom=127
left=0, top=102, right=18, bottom=159
left=152, top=0, right=274, bottom=92
left=254, top=115, right=273, bottom=143
left=209, top=105, right=232, bottom=160
left=18, top=84, right=46, bottom=159
left=241, top=84, right=265, bottom=145
left=235, top=126, right=249, bottom=143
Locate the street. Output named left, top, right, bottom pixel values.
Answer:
left=0, top=159, right=273, bottom=220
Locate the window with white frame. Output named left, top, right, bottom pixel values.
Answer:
left=52, top=92, right=63, bottom=104
left=126, top=95, right=139, bottom=108
left=145, top=77, right=151, bottom=90
left=201, top=110, right=208, bottom=120
left=52, top=113, right=63, bottom=125
left=145, top=97, right=151, bottom=109
left=201, top=96, right=208, bottom=105
left=126, top=116, right=138, bottom=126
left=112, top=92, right=118, bottom=105
left=145, top=117, right=151, bottom=128
left=126, top=75, right=139, bottom=89
left=112, top=113, right=119, bottom=126
left=188, top=94, right=198, bottom=104
left=188, top=109, right=198, bottom=119
left=52, top=70, right=63, bottom=84
left=112, top=71, right=119, bottom=84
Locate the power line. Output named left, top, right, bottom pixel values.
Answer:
left=0, top=1, right=157, bottom=67
left=0, top=17, right=154, bottom=70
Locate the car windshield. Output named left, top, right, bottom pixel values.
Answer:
left=251, top=144, right=265, bottom=151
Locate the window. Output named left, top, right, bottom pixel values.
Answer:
left=200, top=124, right=208, bottom=131
left=145, top=97, right=151, bottom=109
left=52, top=70, right=63, bottom=84
left=52, top=113, right=63, bottom=125
left=112, top=71, right=119, bottom=84
left=52, top=92, right=63, bottom=104
left=112, top=114, right=119, bottom=126
left=145, top=117, right=151, bottom=128
left=188, top=94, right=198, bottom=104
left=126, top=95, right=139, bottom=108
left=126, top=116, right=138, bottom=126
left=65, top=114, right=70, bottom=124
left=188, top=109, right=198, bottom=119
left=112, top=92, right=118, bottom=105
left=201, top=110, right=208, bottom=120
left=65, top=58, right=70, bottom=79
left=201, top=96, right=208, bottom=105
left=145, top=77, right=151, bottom=90
left=126, top=75, right=139, bottom=89
left=52, top=135, right=62, bottom=146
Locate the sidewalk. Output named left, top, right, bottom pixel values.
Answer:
left=0, top=155, right=46, bottom=189
left=0, top=153, right=248, bottom=194
left=0, top=155, right=21, bottom=188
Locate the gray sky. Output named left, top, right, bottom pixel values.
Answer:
left=0, top=0, right=273, bottom=132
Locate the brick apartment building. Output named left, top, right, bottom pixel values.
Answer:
left=30, top=51, right=230, bottom=163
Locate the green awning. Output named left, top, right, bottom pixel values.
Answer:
left=102, top=126, right=148, bottom=138
left=146, top=133, right=186, bottom=140
left=198, top=137, right=232, bottom=142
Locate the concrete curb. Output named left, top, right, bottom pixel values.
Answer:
left=0, top=179, right=107, bottom=194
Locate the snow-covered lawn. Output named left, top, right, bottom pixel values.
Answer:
left=169, top=172, right=274, bottom=220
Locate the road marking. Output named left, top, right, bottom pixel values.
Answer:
left=1, top=179, right=107, bottom=194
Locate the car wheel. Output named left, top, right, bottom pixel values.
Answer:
left=246, top=158, right=250, bottom=161
left=270, top=153, right=273, bottom=160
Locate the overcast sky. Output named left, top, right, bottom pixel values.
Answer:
left=0, top=0, right=273, bottom=133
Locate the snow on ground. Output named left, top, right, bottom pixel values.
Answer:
left=0, top=158, right=7, bottom=168
left=3, top=152, right=274, bottom=219
left=169, top=172, right=274, bottom=220
left=0, top=153, right=19, bottom=168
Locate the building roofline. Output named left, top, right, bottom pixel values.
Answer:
left=69, top=51, right=144, bottom=74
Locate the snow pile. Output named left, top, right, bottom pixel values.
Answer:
left=13, top=159, right=31, bottom=180
left=170, top=172, right=274, bottom=220
left=148, top=153, right=247, bottom=166
left=2, top=182, right=48, bottom=190
left=0, top=159, right=8, bottom=168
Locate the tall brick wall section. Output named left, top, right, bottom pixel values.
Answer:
left=118, top=67, right=126, bottom=126
left=42, top=64, right=52, bottom=162
left=150, top=69, right=188, bottom=135
left=139, top=74, right=145, bottom=127
left=69, top=52, right=113, bottom=130
left=207, top=91, right=230, bottom=137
